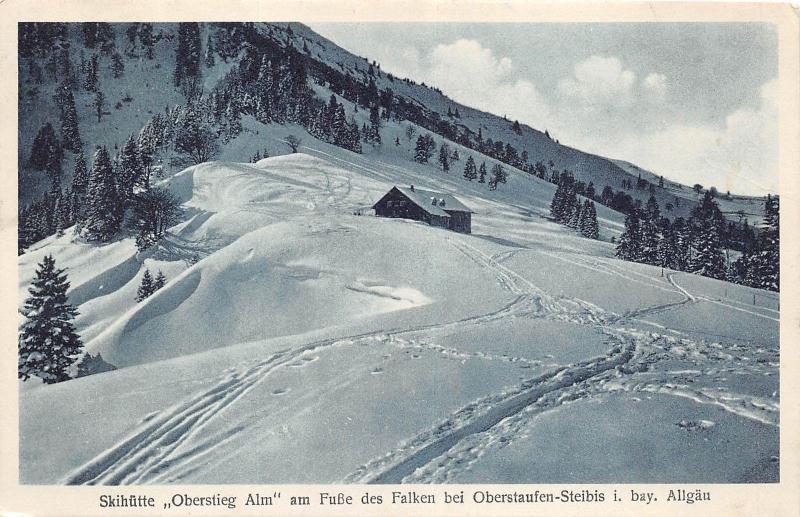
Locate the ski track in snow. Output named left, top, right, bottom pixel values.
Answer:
left=343, top=241, right=779, bottom=484
left=62, top=278, right=540, bottom=485
left=64, top=226, right=778, bottom=485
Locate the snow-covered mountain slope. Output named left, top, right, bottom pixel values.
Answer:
left=19, top=120, right=779, bottom=484
left=18, top=22, right=767, bottom=225
left=278, top=22, right=768, bottom=223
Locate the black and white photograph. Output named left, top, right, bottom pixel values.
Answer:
left=5, top=2, right=798, bottom=512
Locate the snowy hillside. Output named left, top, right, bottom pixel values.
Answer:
left=19, top=124, right=779, bottom=483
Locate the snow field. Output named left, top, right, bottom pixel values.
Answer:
left=19, top=130, right=779, bottom=484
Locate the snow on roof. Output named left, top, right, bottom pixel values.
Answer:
left=393, top=186, right=472, bottom=215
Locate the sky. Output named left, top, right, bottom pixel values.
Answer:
left=310, top=23, right=779, bottom=195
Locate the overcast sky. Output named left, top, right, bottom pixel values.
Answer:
left=310, top=23, right=778, bottom=195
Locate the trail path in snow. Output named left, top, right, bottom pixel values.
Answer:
left=62, top=267, right=536, bottom=485
left=344, top=243, right=779, bottom=483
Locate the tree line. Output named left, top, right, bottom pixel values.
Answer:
left=615, top=191, right=778, bottom=291
left=549, top=172, right=600, bottom=239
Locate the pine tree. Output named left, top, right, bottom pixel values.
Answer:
left=84, top=53, right=99, bottom=92
left=137, top=123, right=158, bottom=187
left=56, top=190, right=74, bottom=234
left=136, top=269, right=155, bottom=302
left=174, top=22, right=202, bottom=88
left=414, top=134, right=435, bottom=163
left=637, top=195, right=662, bottom=264
left=655, top=223, right=677, bottom=268
left=672, top=217, right=691, bottom=271
left=367, top=104, right=382, bottom=145
left=154, top=270, right=167, bottom=290
left=689, top=191, right=726, bottom=279
left=438, top=142, right=450, bottom=172
left=118, top=134, right=144, bottom=202
left=347, top=117, right=362, bottom=153
left=463, top=156, right=477, bottom=181
left=616, top=211, right=642, bottom=261
left=551, top=173, right=577, bottom=223
left=691, top=217, right=726, bottom=279
left=733, top=194, right=779, bottom=290
left=567, top=198, right=582, bottom=228
left=487, top=163, right=504, bottom=190
left=332, top=104, right=348, bottom=147
left=550, top=179, right=565, bottom=220
left=85, top=146, right=122, bottom=241
left=579, top=200, right=599, bottom=239
left=19, top=255, right=82, bottom=383
left=757, top=194, right=779, bottom=290
left=224, top=101, right=242, bottom=141
left=478, top=161, right=487, bottom=183
left=60, top=88, right=82, bottom=152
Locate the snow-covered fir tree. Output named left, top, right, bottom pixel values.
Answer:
left=579, top=200, right=599, bottom=239
left=136, top=269, right=155, bottom=302
left=463, top=156, right=477, bottom=181
left=438, top=142, right=451, bottom=172
left=550, top=172, right=577, bottom=223
left=154, top=270, right=167, bottom=290
left=118, top=134, right=144, bottom=202
left=488, top=163, right=506, bottom=190
left=174, top=22, right=202, bottom=88
left=640, top=195, right=662, bottom=265
left=689, top=191, right=726, bottom=279
left=70, top=152, right=89, bottom=224
left=566, top=198, right=581, bottom=228
left=365, top=104, right=382, bottom=145
left=616, top=211, right=642, bottom=261
left=672, top=218, right=692, bottom=271
left=414, top=134, right=435, bottom=163
left=19, top=254, right=83, bottom=384
left=59, top=87, right=82, bottom=152
left=478, top=161, right=487, bottom=183
left=55, top=191, right=74, bottom=235
left=84, top=53, right=99, bottom=92
left=732, top=194, right=779, bottom=291
left=137, top=123, right=159, bottom=186
left=85, top=146, right=122, bottom=241
left=655, top=223, right=677, bottom=268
